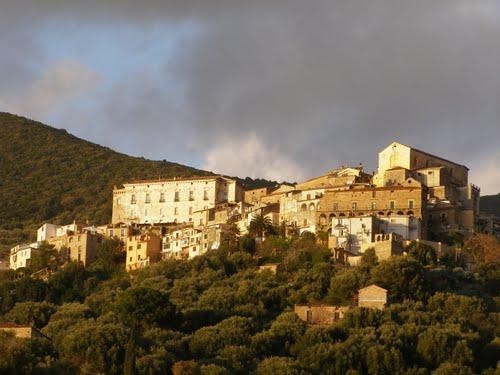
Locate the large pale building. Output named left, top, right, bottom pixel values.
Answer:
left=373, top=142, right=480, bottom=234
left=112, top=176, right=243, bottom=226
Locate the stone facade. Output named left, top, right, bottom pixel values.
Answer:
left=48, top=229, right=103, bottom=266
left=373, top=142, right=479, bottom=235
left=0, top=323, right=42, bottom=339
left=112, top=176, right=243, bottom=226
left=357, top=284, right=387, bottom=309
left=294, top=305, right=349, bottom=325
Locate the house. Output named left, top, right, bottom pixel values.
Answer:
left=47, top=228, right=103, bottom=266
left=357, top=284, right=388, bottom=310
left=0, top=322, right=43, bottom=339
left=162, top=224, right=231, bottom=260
left=9, top=243, right=39, bottom=270
left=294, top=305, right=349, bottom=325
left=258, top=263, right=279, bottom=274
left=125, top=233, right=161, bottom=271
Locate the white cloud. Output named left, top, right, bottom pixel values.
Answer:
left=2, top=59, right=100, bottom=119
left=470, top=153, right=500, bottom=195
left=202, top=133, right=306, bottom=182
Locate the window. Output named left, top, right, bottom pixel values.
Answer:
left=189, top=207, right=193, bottom=215
left=159, top=192, right=165, bottom=202
left=174, top=191, right=179, bottom=202
left=408, top=200, right=414, bottom=209
left=352, top=202, right=357, bottom=211
left=372, top=191, right=376, bottom=198
left=137, top=243, right=141, bottom=249
left=128, top=246, right=132, bottom=251
left=117, top=198, right=121, bottom=205
left=203, top=190, right=209, bottom=200
left=129, top=257, right=132, bottom=262
left=389, top=201, right=395, bottom=210
left=306, top=310, right=313, bottom=323
left=306, top=194, right=311, bottom=200
left=189, top=191, right=194, bottom=201
left=333, top=203, right=339, bottom=211
left=131, top=194, right=136, bottom=204
left=371, top=202, right=377, bottom=210
left=145, top=193, right=151, bottom=203
left=174, top=207, right=178, bottom=215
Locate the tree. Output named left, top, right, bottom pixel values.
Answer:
left=360, top=248, right=378, bottom=267
left=255, top=357, right=298, bottom=375
left=114, top=287, right=176, bottom=329
left=371, top=256, right=427, bottom=301
left=30, top=242, right=59, bottom=272
left=249, top=214, right=274, bottom=238
left=406, top=241, right=437, bottom=265
left=462, top=234, right=500, bottom=264
left=4, top=301, right=56, bottom=329
left=190, top=316, right=254, bottom=358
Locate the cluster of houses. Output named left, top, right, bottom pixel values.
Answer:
left=6, top=141, right=485, bottom=272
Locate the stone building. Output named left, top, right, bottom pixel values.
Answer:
left=357, top=284, right=388, bottom=310
left=112, top=176, right=243, bottom=226
left=0, top=322, right=43, bottom=339
left=373, top=142, right=480, bottom=235
left=318, top=182, right=426, bottom=236
left=294, top=304, right=349, bottom=325
left=47, top=228, right=103, bottom=266
left=125, top=233, right=161, bottom=271
left=96, top=223, right=134, bottom=242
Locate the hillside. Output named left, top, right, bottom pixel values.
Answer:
left=0, top=112, right=273, bottom=249
left=480, top=193, right=500, bottom=217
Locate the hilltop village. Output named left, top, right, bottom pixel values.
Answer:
left=1, top=140, right=499, bottom=374
left=7, top=141, right=485, bottom=273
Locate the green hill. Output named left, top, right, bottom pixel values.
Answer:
left=0, top=112, right=272, bottom=249
left=480, top=193, right=500, bottom=217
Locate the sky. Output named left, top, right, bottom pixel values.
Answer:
left=0, top=0, right=499, bottom=194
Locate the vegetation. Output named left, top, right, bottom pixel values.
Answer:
left=0, top=112, right=277, bottom=252
left=0, top=232, right=498, bottom=374
left=480, top=193, right=500, bottom=217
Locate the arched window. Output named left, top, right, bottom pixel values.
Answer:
left=301, top=203, right=307, bottom=212
left=319, top=214, right=327, bottom=225
left=309, top=203, right=315, bottom=211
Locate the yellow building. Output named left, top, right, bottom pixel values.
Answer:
left=125, top=233, right=161, bottom=272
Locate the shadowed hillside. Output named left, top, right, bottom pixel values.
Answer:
left=480, top=193, right=500, bottom=217
left=0, top=113, right=273, bottom=249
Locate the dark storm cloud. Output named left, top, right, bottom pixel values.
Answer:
left=0, top=0, right=498, bottom=192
